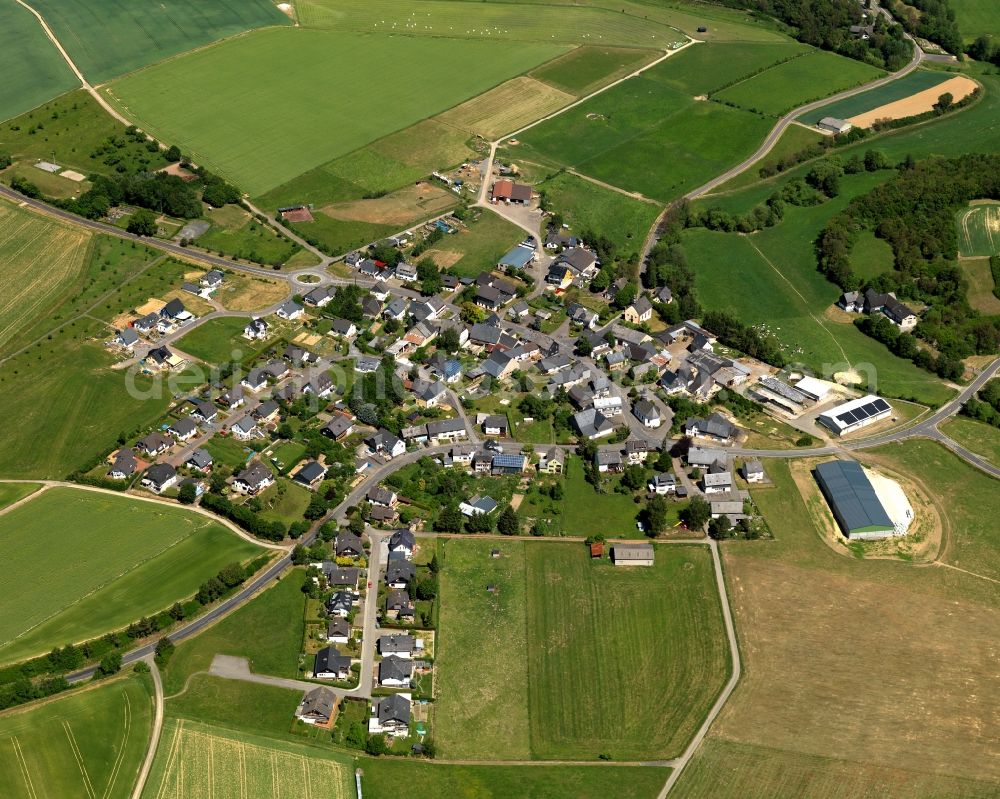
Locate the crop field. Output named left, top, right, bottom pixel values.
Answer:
left=0, top=674, right=153, bottom=799
left=536, top=171, right=662, bottom=256
left=687, top=450, right=1000, bottom=796
left=952, top=0, right=1000, bottom=42
left=173, top=316, right=252, bottom=365
left=940, top=417, right=1000, bottom=468
left=956, top=201, right=1000, bottom=257
left=146, top=719, right=351, bottom=799
left=296, top=0, right=687, bottom=48
left=434, top=539, right=728, bottom=760
left=0, top=201, right=90, bottom=352
left=107, top=28, right=566, bottom=196
left=361, top=760, right=668, bottom=799
left=512, top=74, right=773, bottom=202
left=683, top=171, right=956, bottom=406
left=798, top=68, right=953, bottom=125
left=0, top=2, right=77, bottom=123
left=27, top=0, right=287, bottom=84
left=530, top=46, right=660, bottom=95
left=198, top=205, right=301, bottom=266
left=259, top=118, right=473, bottom=210
left=0, top=487, right=263, bottom=665
left=646, top=40, right=810, bottom=97
left=713, top=49, right=883, bottom=116
left=438, top=76, right=574, bottom=139
left=0, top=483, right=41, bottom=511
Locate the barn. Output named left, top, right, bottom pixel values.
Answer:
left=814, top=459, right=895, bottom=540
left=817, top=395, right=892, bottom=436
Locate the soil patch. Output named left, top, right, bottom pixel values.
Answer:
left=848, top=75, right=979, bottom=128
left=321, top=182, right=455, bottom=226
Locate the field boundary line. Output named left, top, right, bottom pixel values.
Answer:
left=10, top=736, right=38, bottom=799
left=0, top=484, right=50, bottom=519
left=63, top=719, right=98, bottom=799
left=105, top=688, right=132, bottom=799
left=933, top=561, right=1000, bottom=585
left=744, top=237, right=851, bottom=366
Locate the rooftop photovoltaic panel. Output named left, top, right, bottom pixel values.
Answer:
left=838, top=411, right=858, bottom=424
left=860, top=401, right=880, bottom=416
left=872, top=398, right=890, bottom=412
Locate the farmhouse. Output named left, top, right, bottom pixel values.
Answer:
left=612, top=543, right=655, bottom=566
left=817, top=395, right=892, bottom=436
left=295, top=687, right=336, bottom=726
left=814, top=459, right=896, bottom=540
left=491, top=179, right=532, bottom=204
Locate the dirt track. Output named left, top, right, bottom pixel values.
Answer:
left=848, top=75, right=978, bottom=128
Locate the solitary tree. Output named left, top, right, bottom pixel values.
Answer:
left=681, top=496, right=711, bottom=530
left=497, top=505, right=520, bottom=536
left=644, top=495, right=668, bottom=536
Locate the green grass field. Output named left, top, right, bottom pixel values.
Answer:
left=851, top=229, right=896, bottom=280
left=511, top=73, right=773, bottom=203
left=714, top=49, right=884, bottom=117
left=713, top=122, right=823, bottom=193
left=361, top=759, right=668, bottom=799
left=0, top=674, right=153, bottom=799
left=956, top=201, right=1000, bottom=257
left=530, top=46, right=660, bottom=95
left=28, top=0, right=288, bottom=84
left=198, top=204, right=302, bottom=266
left=537, top=171, right=662, bottom=257
left=107, top=28, right=565, bottom=195
left=958, top=257, right=1000, bottom=314
left=173, top=316, right=251, bottom=365
left=0, top=2, right=78, bottom=123
left=560, top=456, right=644, bottom=537
left=684, top=172, right=955, bottom=406
left=434, top=538, right=728, bottom=760
left=646, top=40, right=810, bottom=96
left=952, top=0, right=1000, bottom=42
left=0, top=483, right=41, bottom=511
left=0, top=487, right=264, bottom=665
left=422, top=211, right=525, bottom=279
left=144, top=718, right=352, bottom=799
left=941, top=416, right=1000, bottom=468
left=0, top=91, right=169, bottom=179
left=799, top=69, right=955, bottom=125
left=162, top=569, right=306, bottom=695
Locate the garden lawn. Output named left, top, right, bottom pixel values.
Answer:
left=714, top=49, right=883, bottom=117
left=0, top=487, right=263, bottom=665
left=537, top=171, right=662, bottom=256
left=0, top=2, right=77, bottom=123
left=434, top=539, right=728, bottom=760
left=203, top=435, right=255, bottom=471
left=512, top=75, right=773, bottom=203
left=683, top=173, right=956, bottom=406
left=360, top=760, right=668, bottom=799
left=173, top=316, right=251, bottom=365
left=561, top=456, right=641, bottom=536
left=28, top=0, right=288, bottom=83
left=645, top=40, right=810, bottom=96
left=161, top=567, right=307, bottom=695
left=107, top=28, right=566, bottom=195
left=941, top=417, right=1000, bottom=469
left=0, top=674, right=153, bottom=799
left=258, top=479, right=311, bottom=525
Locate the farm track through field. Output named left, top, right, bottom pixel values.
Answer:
left=106, top=689, right=133, bottom=799
left=62, top=719, right=98, bottom=798
left=10, top=736, right=38, bottom=799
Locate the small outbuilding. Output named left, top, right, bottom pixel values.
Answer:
left=612, top=543, right=654, bottom=566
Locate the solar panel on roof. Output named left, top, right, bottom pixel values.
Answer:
left=860, top=401, right=880, bottom=417
left=872, top=398, right=890, bottom=412
left=838, top=411, right=858, bottom=424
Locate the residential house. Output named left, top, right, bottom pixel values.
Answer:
left=283, top=345, right=317, bottom=367
left=142, top=463, right=177, bottom=494
left=743, top=460, right=766, bottom=483
left=303, top=371, right=334, bottom=399
left=492, top=452, right=527, bottom=475
left=655, top=286, right=673, bottom=304
left=187, top=448, right=213, bottom=472
left=545, top=263, right=574, bottom=290
left=385, top=560, right=416, bottom=589
left=411, top=379, right=446, bottom=408
left=625, top=439, right=656, bottom=465
left=623, top=295, right=653, bottom=324
left=138, top=432, right=172, bottom=457
left=567, top=304, right=599, bottom=329
left=168, top=417, right=198, bottom=442
left=115, top=328, right=139, bottom=350
left=573, top=408, right=615, bottom=440
left=361, top=295, right=383, bottom=319
left=702, top=470, right=734, bottom=494
left=378, top=634, right=415, bottom=658
left=133, top=312, right=159, bottom=335
left=383, top=298, right=408, bottom=321
left=107, top=449, right=138, bottom=480
left=254, top=400, right=281, bottom=424
left=838, top=291, right=862, bottom=313
left=684, top=412, right=735, bottom=443
left=687, top=446, right=729, bottom=470
left=595, top=450, right=623, bottom=473
left=368, top=429, right=405, bottom=459
left=482, top=415, right=509, bottom=437
left=241, top=368, right=267, bottom=392
left=379, top=656, right=413, bottom=687
left=448, top=444, right=476, bottom=468
left=293, top=461, right=327, bottom=490
left=200, top=269, right=224, bottom=291
left=330, top=318, right=357, bottom=338
left=275, top=299, right=304, bottom=321
left=191, top=400, right=218, bottom=423
left=303, top=286, right=334, bottom=308
left=648, top=472, right=678, bottom=495
left=335, top=531, right=365, bottom=558
left=388, top=529, right=415, bottom=559
left=296, top=686, right=336, bottom=725
left=322, top=415, right=354, bottom=441
left=232, top=462, right=274, bottom=495
left=324, top=564, right=361, bottom=590
left=369, top=694, right=410, bottom=737
left=537, top=447, right=564, bottom=474
left=385, top=589, right=414, bottom=621
left=313, top=648, right=352, bottom=680
left=244, top=318, right=269, bottom=340
left=367, top=485, right=398, bottom=507
left=160, top=298, right=191, bottom=324
left=427, top=418, right=467, bottom=444
left=395, top=261, right=418, bottom=282
left=482, top=349, right=517, bottom=381
left=326, top=591, right=355, bottom=618
left=459, top=494, right=498, bottom=517
left=326, top=619, right=351, bottom=644
left=219, top=385, right=245, bottom=409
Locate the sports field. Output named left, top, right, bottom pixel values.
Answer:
left=512, top=74, right=773, bottom=203
left=952, top=0, right=1000, bottom=42
left=27, top=0, right=288, bottom=83
left=674, top=446, right=1000, bottom=797
left=799, top=69, right=954, bottom=125
left=0, top=200, right=91, bottom=352
left=646, top=40, right=810, bottom=97
left=434, top=539, right=728, bottom=760
left=0, top=487, right=264, bottom=665
left=956, top=201, right=1000, bottom=257
left=361, top=759, right=668, bottom=799
left=107, top=28, right=566, bottom=195
left=145, top=719, right=352, bottom=799
left=0, top=674, right=153, bottom=799
left=0, top=1, right=78, bottom=123
left=530, top=46, right=660, bottom=95
left=713, top=49, right=883, bottom=116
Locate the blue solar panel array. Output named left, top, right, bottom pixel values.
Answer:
left=836, top=397, right=890, bottom=427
